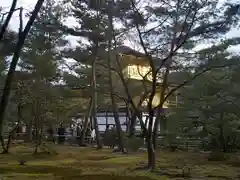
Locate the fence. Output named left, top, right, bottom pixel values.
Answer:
left=3, top=132, right=204, bottom=151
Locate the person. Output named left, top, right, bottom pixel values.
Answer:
left=57, top=124, right=65, bottom=144
left=110, top=125, right=117, bottom=149
left=47, top=127, right=55, bottom=143
left=103, top=125, right=111, bottom=148
left=112, top=125, right=116, bottom=130
left=105, top=125, right=110, bottom=132
left=76, top=124, right=81, bottom=137
left=90, top=128, right=96, bottom=144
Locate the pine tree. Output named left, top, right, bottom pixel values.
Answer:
left=19, top=0, right=67, bottom=143
left=62, top=0, right=113, bottom=148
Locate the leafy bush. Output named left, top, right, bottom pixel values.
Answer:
left=163, top=133, right=180, bottom=152
left=102, top=130, right=117, bottom=147
left=124, top=137, right=144, bottom=152
left=208, top=151, right=229, bottom=161
left=199, top=137, right=212, bottom=151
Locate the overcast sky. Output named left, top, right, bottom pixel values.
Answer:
left=1, top=0, right=240, bottom=52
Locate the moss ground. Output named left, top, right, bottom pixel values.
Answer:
left=0, top=144, right=240, bottom=180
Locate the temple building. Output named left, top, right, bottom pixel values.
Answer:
left=92, top=46, right=187, bottom=133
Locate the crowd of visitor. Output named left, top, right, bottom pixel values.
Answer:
left=46, top=123, right=118, bottom=147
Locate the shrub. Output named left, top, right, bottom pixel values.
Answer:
left=169, top=144, right=178, bottom=152
left=124, top=137, right=144, bottom=152
left=163, top=133, right=180, bottom=152
left=102, top=130, right=117, bottom=147
left=208, top=151, right=229, bottom=161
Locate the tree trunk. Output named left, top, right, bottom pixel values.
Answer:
left=125, top=105, right=131, bottom=133
left=79, top=98, right=92, bottom=146
left=146, top=69, right=157, bottom=169
left=0, top=0, right=44, bottom=148
left=146, top=110, right=155, bottom=169
left=34, top=125, right=39, bottom=154
left=129, top=113, right=137, bottom=137
left=151, top=64, right=170, bottom=170
left=219, top=111, right=227, bottom=152
left=128, top=93, right=149, bottom=137
left=160, top=115, right=166, bottom=135
left=26, top=119, right=33, bottom=142
left=107, top=1, right=126, bottom=153
left=5, top=102, right=22, bottom=153
left=0, top=0, right=17, bottom=41
left=34, top=121, right=43, bottom=154
left=92, top=42, right=102, bottom=149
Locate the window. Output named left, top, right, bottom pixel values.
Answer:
left=97, top=112, right=106, bottom=116
left=107, top=117, right=115, bottom=124
left=121, top=125, right=127, bottom=131
left=127, top=65, right=151, bottom=80
left=97, top=117, right=106, bottom=124
left=98, top=125, right=106, bottom=132
left=118, top=112, right=126, bottom=116
left=119, top=116, right=127, bottom=124
left=128, top=65, right=138, bottom=77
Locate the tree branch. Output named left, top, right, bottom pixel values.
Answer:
left=162, top=63, right=237, bottom=106
left=0, top=0, right=17, bottom=41
left=0, top=0, right=45, bottom=152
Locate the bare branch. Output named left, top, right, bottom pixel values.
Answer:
left=18, top=7, right=23, bottom=39
left=162, top=63, right=237, bottom=106
left=0, top=0, right=17, bottom=41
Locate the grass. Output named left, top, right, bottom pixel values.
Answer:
left=0, top=143, right=240, bottom=180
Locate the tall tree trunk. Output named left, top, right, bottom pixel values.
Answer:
left=146, top=110, right=155, bottom=168
left=0, top=0, right=45, bottom=152
left=92, top=41, right=102, bottom=149
left=34, top=123, right=39, bottom=154
left=125, top=104, right=131, bottom=133
left=151, top=67, right=170, bottom=170
left=26, top=119, right=33, bottom=142
left=219, top=111, right=227, bottom=152
left=146, top=68, right=158, bottom=169
left=108, top=0, right=150, bottom=139
left=128, top=93, right=149, bottom=137
left=34, top=118, right=43, bottom=154
left=79, top=98, right=92, bottom=145
left=3, top=102, right=22, bottom=154
left=0, top=0, right=17, bottom=41
left=129, top=113, right=137, bottom=137
left=107, top=1, right=126, bottom=153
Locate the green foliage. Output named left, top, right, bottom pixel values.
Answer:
left=163, top=133, right=180, bottom=152
left=124, top=137, right=144, bottom=152
left=20, top=0, right=67, bottom=80
left=0, top=27, right=16, bottom=59
left=12, top=0, right=72, bottom=128
left=1, top=145, right=240, bottom=179
left=62, top=0, right=117, bottom=108
left=168, top=51, right=240, bottom=152
left=208, top=151, right=229, bottom=162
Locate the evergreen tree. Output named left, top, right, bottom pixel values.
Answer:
left=168, top=47, right=240, bottom=152
left=62, top=0, right=113, bottom=148
left=18, top=0, right=67, bottom=143
left=20, top=0, right=67, bottom=81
